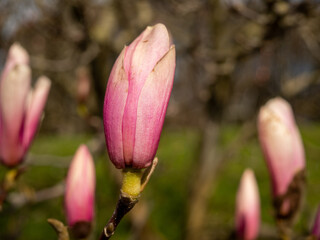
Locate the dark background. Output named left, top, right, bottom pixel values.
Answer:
left=0, top=0, right=320, bottom=239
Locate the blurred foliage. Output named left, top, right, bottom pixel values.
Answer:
left=0, top=124, right=319, bottom=240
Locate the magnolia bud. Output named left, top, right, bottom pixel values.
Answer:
left=235, top=169, right=260, bottom=240
left=65, top=145, right=95, bottom=238
left=103, top=23, right=176, bottom=169
left=0, top=44, right=51, bottom=167
left=258, top=97, right=305, bottom=223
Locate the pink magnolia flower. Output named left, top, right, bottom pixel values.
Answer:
left=312, top=205, right=320, bottom=239
left=103, top=23, right=176, bottom=169
left=257, top=97, right=305, bottom=197
left=65, top=145, right=95, bottom=227
left=0, top=44, right=51, bottom=167
left=235, top=169, right=260, bottom=240
left=0, top=43, right=29, bottom=83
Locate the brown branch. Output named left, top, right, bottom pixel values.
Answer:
left=99, top=192, right=139, bottom=240
left=299, top=25, right=320, bottom=63
left=185, top=120, right=220, bottom=240
left=185, top=119, right=256, bottom=240
left=229, top=3, right=269, bottom=25
left=99, top=158, right=158, bottom=239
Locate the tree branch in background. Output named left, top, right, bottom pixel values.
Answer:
left=186, top=119, right=256, bottom=240
left=7, top=181, right=65, bottom=209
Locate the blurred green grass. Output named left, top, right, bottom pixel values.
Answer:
left=0, top=124, right=319, bottom=240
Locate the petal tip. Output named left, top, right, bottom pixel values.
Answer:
left=8, top=43, right=29, bottom=64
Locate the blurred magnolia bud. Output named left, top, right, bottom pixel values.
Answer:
left=103, top=23, right=176, bottom=169
left=312, top=206, right=320, bottom=239
left=76, top=66, right=91, bottom=105
left=65, top=145, right=95, bottom=238
left=258, top=97, right=305, bottom=223
left=235, top=169, right=260, bottom=240
left=0, top=44, right=51, bottom=167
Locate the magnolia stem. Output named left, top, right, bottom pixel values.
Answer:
left=274, top=169, right=305, bottom=240
left=99, top=168, right=142, bottom=240
left=99, top=192, right=139, bottom=240
left=99, top=159, right=158, bottom=240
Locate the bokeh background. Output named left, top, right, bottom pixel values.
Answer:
left=0, top=0, right=320, bottom=239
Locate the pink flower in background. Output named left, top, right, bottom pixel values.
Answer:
left=0, top=43, right=29, bottom=83
left=235, top=169, right=260, bottom=240
left=76, top=66, right=91, bottom=105
left=257, top=97, right=305, bottom=197
left=103, top=23, right=176, bottom=169
left=65, top=145, right=95, bottom=227
left=0, top=44, right=51, bottom=167
left=312, top=205, right=320, bottom=239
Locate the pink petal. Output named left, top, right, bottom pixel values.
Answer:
left=133, top=46, right=176, bottom=168
left=124, top=23, right=171, bottom=85
left=22, top=76, right=51, bottom=151
left=122, top=24, right=171, bottom=165
left=236, top=169, right=260, bottom=240
left=0, top=43, right=29, bottom=84
left=65, top=145, right=95, bottom=226
left=0, top=65, right=31, bottom=166
left=0, top=44, right=29, bottom=163
left=103, top=48, right=128, bottom=169
left=266, top=98, right=295, bottom=131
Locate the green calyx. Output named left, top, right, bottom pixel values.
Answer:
left=121, top=168, right=143, bottom=198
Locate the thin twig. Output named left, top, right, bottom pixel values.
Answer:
left=25, top=154, right=72, bottom=168
left=140, top=158, right=158, bottom=193
left=47, top=218, right=70, bottom=240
